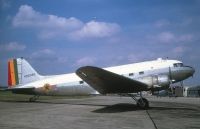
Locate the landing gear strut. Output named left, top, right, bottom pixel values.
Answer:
left=129, top=92, right=149, bottom=109
left=29, top=95, right=40, bottom=102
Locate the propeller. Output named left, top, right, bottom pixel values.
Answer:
left=168, top=67, right=174, bottom=96
left=168, top=66, right=173, bottom=84
left=180, top=81, right=183, bottom=87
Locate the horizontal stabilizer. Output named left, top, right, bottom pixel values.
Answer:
left=3, top=87, right=35, bottom=95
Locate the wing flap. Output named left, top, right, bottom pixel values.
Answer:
left=76, top=66, right=148, bottom=94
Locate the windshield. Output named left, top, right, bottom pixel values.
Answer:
left=173, top=63, right=183, bottom=67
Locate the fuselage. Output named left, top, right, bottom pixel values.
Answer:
left=16, top=58, right=195, bottom=96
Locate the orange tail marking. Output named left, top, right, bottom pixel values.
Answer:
left=8, top=59, right=16, bottom=87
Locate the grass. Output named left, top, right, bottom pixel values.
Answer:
left=0, top=90, right=90, bottom=102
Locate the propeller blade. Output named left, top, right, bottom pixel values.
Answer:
left=180, top=81, right=183, bottom=87
left=168, top=67, right=173, bottom=83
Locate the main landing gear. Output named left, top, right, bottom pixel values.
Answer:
left=128, top=92, right=149, bottom=109
left=29, top=95, right=40, bottom=102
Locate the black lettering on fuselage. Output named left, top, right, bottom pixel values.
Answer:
left=24, top=73, right=36, bottom=78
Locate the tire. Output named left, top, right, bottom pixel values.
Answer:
left=137, top=98, right=149, bottom=109
left=29, top=97, right=36, bottom=102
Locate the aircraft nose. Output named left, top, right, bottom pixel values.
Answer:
left=190, top=67, right=195, bottom=76
left=186, top=66, right=195, bottom=77
left=171, top=66, right=195, bottom=82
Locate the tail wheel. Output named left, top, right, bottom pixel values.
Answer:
left=29, top=95, right=39, bottom=102
left=137, top=98, right=149, bottom=109
left=29, top=97, right=36, bottom=102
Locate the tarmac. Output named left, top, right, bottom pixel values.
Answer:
left=0, top=96, right=200, bottom=129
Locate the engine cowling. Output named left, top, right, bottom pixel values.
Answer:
left=136, top=75, right=170, bottom=90
left=157, top=75, right=170, bottom=87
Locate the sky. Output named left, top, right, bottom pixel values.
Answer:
left=0, top=0, right=200, bottom=86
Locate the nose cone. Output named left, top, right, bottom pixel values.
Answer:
left=184, top=66, right=195, bottom=78
left=171, top=66, right=195, bottom=82
left=190, top=67, right=195, bottom=76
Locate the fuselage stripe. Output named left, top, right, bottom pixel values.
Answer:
left=14, top=59, right=19, bottom=85
left=10, top=59, right=16, bottom=86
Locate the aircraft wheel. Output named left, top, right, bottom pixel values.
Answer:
left=29, top=97, right=36, bottom=102
left=137, top=98, right=149, bottom=109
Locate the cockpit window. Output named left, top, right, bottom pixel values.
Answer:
left=173, top=63, right=183, bottom=67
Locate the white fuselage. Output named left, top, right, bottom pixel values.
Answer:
left=17, top=58, right=194, bottom=96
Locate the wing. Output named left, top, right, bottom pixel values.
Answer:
left=1, top=87, right=35, bottom=94
left=76, top=66, right=148, bottom=94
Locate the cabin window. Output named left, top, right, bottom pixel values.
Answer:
left=173, top=63, right=183, bottom=67
left=79, top=81, right=84, bottom=84
left=129, top=73, right=134, bottom=76
left=139, top=71, right=144, bottom=75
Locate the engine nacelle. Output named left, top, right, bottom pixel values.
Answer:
left=157, top=75, right=170, bottom=87
left=136, top=75, right=170, bottom=90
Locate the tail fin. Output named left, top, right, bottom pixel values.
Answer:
left=8, top=58, right=42, bottom=87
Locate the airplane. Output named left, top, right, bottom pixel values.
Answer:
left=4, top=57, right=195, bottom=109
